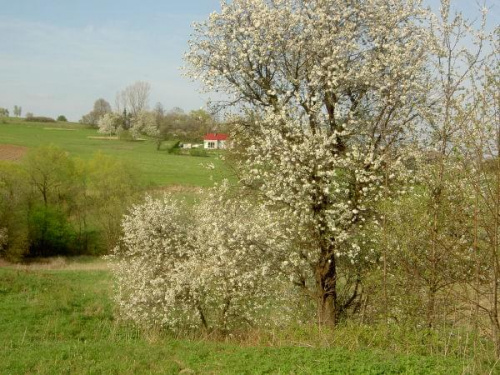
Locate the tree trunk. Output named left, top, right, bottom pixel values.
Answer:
left=426, top=286, right=437, bottom=328
left=315, top=252, right=337, bottom=327
left=491, top=314, right=500, bottom=358
left=318, top=293, right=336, bottom=327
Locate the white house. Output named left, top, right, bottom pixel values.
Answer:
left=203, top=133, right=229, bottom=149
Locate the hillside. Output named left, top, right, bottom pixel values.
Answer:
left=0, top=117, right=230, bottom=187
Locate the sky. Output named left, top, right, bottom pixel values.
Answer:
left=0, top=0, right=498, bottom=122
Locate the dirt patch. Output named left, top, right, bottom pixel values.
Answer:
left=0, top=144, right=28, bottom=161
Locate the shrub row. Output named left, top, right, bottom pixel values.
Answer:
left=26, top=116, right=56, bottom=123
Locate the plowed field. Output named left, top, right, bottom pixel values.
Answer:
left=0, top=144, right=28, bottom=161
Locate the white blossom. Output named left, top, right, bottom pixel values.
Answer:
left=185, top=0, right=430, bottom=325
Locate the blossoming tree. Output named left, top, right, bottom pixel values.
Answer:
left=185, top=0, right=430, bottom=326
left=97, top=112, right=123, bottom=136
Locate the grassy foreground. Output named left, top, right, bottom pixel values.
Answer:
left=0, top=263, right=477, bottom=375
left=0, top=118, right=229, bottom=187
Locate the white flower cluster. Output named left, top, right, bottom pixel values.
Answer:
left=130, top=111, right=159, bottom=139
left=239, top=108, right=414, bottom=268
left=98, top=111, right=159, bottom=139
left=97, top=112, right=123, bottom=136
left=185, top=0, right=428, bottom=116
left=110, top=186, right=293, bottom=332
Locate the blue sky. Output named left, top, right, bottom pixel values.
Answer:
left=0, top=0, right=498, bottom=121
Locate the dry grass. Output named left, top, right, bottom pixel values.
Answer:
left=152, top=185, right=203, bottom=194
left=87, top=136, right=119, bottom=140
left=0, top=256, right=110, bottom=271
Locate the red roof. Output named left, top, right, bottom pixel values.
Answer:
left=204, top=133, right=228, bottom=141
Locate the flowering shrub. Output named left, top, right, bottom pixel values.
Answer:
left=130, top=111, right=159, bottom=139
left=97, top=113, right=123, bottom=136
left=111, top=186, right=293, bottom=332
left=111, top=196, right=198, bottom=329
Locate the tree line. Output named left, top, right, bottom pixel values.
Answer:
left=80, top=82, right=221, bottom=147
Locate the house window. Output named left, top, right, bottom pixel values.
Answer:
left=208, top=141, right=215, bottom=149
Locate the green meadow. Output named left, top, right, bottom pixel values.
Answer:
left=0, top=118, right=230, bottom=187
left=0, top=264, right=470, bottom=375
left=0, top=118, right=495, bottom=374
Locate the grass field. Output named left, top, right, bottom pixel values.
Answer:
left=0, top=118, right=231, bottom=187
left=0, top=262, right=475, bottom=375
left=0, top=118, right=496, bottom=374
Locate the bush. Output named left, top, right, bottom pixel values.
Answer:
left=110, top=186, right=291, bottom=333
left=0, top=148, right=140, bottom=260
left=27, top=205, right=76, bottom=257
left=25, top=116, right=56, bottom=123
left=167, top=141, right=182, bottom=154
left=57, top=115, right=68, bottom=122
left=0, top=162, right=30, bottom=260
left=0, top=108, right=8, bottom=123
left=189, top=148, right=208, bottom=157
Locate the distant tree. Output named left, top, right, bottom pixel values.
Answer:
left=122, top=108, right=132, bottom=130
left=80, top=113, right=95, bottom=126
left=117, top=82, right=151, bottom=117
left=97, top=112, right=123, bottom=136
left=26, top=112, right=33, bottom=119
left=0, top=108, right=9, bottom=117
left=130, top=111, right=159, bottom=139
left=150, top=107, right=219, bottom=147
left=93, top=98, right=112, bottom=117
left=24, top=145, right=76, bottom=208
left=168, top=107, right=184, bottom=115
left=189, top=109, right=216, bottom=139
left=80, top=98, right=112, bottom=127
left=153, top=103, right=169, bottom=149
left=57, top=115, right=68, bottom=122
left=13, top=106, right=22, bottom=117
left=154, top=102, right=165, bottom=122
left=115, top=91, right=126, bottom=114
